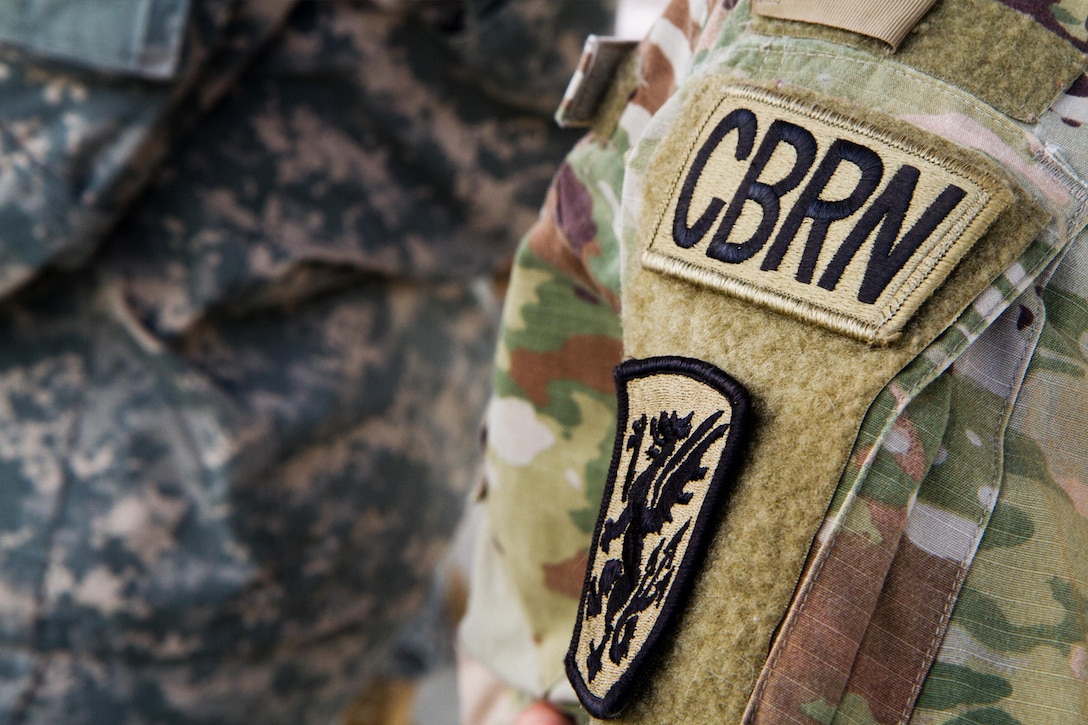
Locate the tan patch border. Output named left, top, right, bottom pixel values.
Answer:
left=641, top=82, right=1014, bottom=345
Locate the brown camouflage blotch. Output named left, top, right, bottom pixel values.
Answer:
left=888, top=418, right=930, bottom=482
left=751, top=499, right=908, bottom=725
left=541, top=549, right=590, bottom=600
left=660, top=0, right=700, bottom=46
left=851, top=444, right=877, bottom=473
left=845, top=538, right=966, bottom=725
left=1068, top=72, right=1088, bottom=96
left=340, top=679, right=418, bottom=725
left=554, top=163, right=597, bottom=255
left=509, top=334, right=624, bottom=409
left=698, top=0, right=740, bottom=54
left=628, top=0, right=707, bottom=116
left=632, top=40, right=677, bottom=120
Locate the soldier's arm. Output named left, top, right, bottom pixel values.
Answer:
left=465, top=1, right=1088, bottom=724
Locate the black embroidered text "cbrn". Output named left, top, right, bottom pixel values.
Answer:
left=644, top=83, right=1013, bottom=344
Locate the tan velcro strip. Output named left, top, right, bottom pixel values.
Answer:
left=643, top=83, right=1014, bottom=345
left=752, top=0, right=937, bottom=49
left=751, top=0, right=1088, bottom=123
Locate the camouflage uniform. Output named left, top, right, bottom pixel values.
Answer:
left=461, top=1, right=1088, bottom=723
left=0, top=0, right=614, bottom=723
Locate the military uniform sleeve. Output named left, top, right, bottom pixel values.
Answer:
left=458, top=0, right=723, bottom=714
left=465, top=1, right=1088, bottom=724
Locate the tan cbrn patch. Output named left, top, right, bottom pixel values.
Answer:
left=643, top=82, right=1015, bottom=345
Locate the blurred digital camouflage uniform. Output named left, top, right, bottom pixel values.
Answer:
left=462, top=1, right=1088, bottom=723
left=0, top=0, right=615, bottom=723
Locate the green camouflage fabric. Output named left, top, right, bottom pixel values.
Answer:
left=0, top=0, right=614, bottom=723
left=461, top=0, right=1088, bottom=723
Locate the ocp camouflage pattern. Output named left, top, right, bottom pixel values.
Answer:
left=461, top=0, right=1088, bottom=723
left=0, top=0, right=615, bottom=722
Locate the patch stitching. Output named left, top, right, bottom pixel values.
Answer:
left=566, top=356, right=751, bottom=719
left=642, top=83, right=1014, bottom=344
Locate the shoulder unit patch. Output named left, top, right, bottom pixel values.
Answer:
left=642, top=82, right=1015, bottom=344
left=566, top=356, right=751, bottom=718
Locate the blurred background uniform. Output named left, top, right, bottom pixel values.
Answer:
left=0, top=0, right=614, bottom=723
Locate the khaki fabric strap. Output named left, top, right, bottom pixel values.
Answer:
left=557, top=36, right=640, bottom=131
left=752, top=0, right=937, bottom=49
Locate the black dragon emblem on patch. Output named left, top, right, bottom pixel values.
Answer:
left=566, top=356, right=750, bottom=718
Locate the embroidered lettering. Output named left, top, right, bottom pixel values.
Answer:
left=762, top=139, right=886, bottom=284
left=673, top=108, right=756, bottom=249
left=704, top=119, right=817, bottom=264
left=644, top=84, right=1013, bottom=344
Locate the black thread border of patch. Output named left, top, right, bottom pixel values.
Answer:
left=565, top=355, right=752, bottom=719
